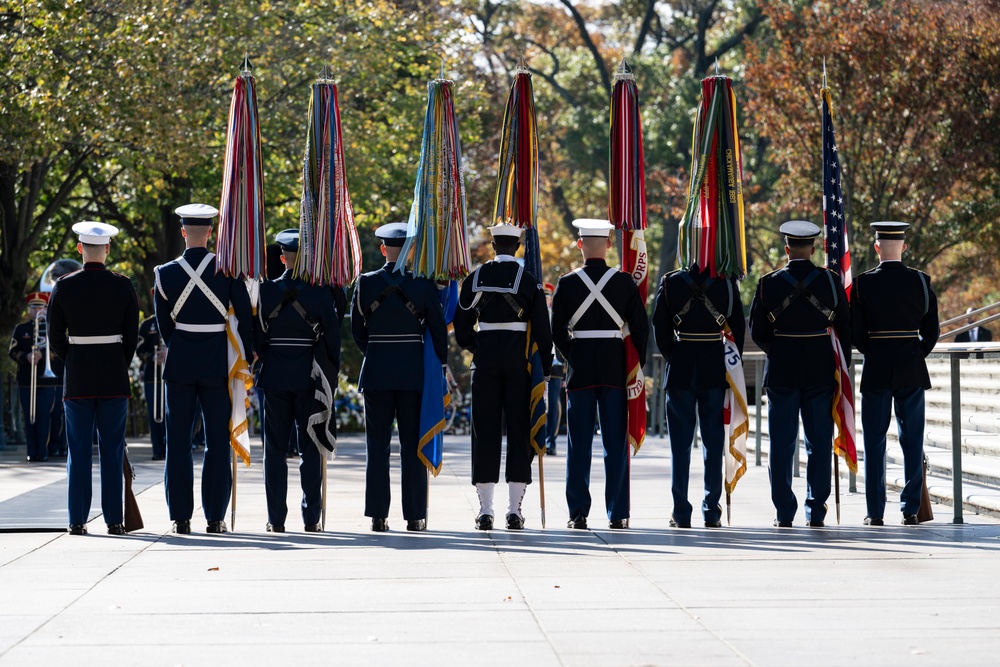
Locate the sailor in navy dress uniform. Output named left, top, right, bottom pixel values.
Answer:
left=351, top=223, right=448, bottom=532
left=136, top=306, right=167, bottom=460
left=652, top=264, right=745, bottom=528
left=8, top=292, right=60, bottom=462
left=851, top=222, right=939, bottom=526
left=153, top=204, right=253, bottom=534
left=47, top=222, right=139, bottom=535
left=550, top=219, right=649, bottom=530
left=749, top=221, right=850, bottom=528
left=453, top=224, right=553, bottom=530
left=254, top=229, right=341, bottom=533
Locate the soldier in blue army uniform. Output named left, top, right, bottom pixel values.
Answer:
left=749, top=221, right=850, bottom=528
left=850, top=221, right=939, bottom=526
left=254, top=229, right=341, bottom=533
left=652, top=264, right=745, bottom=528
left=47, top=221, right=139, bottom=535
left=454, top=224, right=553, bottom=531
left=8, top=292, right=60, bottom=462
left=136, top=303, right=167, bottom=460
left=351, top=223, right=448, bottom=532
left=550, top=219, right=649, bottom=530
left=153, top=204, right=253, bottom=534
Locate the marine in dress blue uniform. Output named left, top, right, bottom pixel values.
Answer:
left=153, top=204, right=253, bottom=534
left=850, top=222, right=939, bottom=526
left=8, top=292, right=59, bottom=462
left=47, top=222, right=139, bottom=535
left=550, top=219, right=649, bottom=530
left=749, top=221, right=850, bottom=527
left=652, top=266, right=745, bottom=528
left=254, top=229, right=341, bottom=532
left=351, top=223, right=448, bottom=532
left=136, top=311, right=166, bottom=460
left=453, top=224, right=553, bottom=530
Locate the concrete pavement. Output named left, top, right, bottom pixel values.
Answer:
left=2, top=433, right=1000, bottom=666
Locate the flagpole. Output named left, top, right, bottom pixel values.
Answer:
left=321, top=450, right=328, bottom=531
left=726, top=491, right=731, bottom=526
left=231, top=448, right=237, bottom=531
left=834, top=453, right=841, bottom=525
left=538, top=453, right=546, bottom=529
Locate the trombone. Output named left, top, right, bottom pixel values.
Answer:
left=29, top=311, right=57, bottom=424
left=152, top=343, right=165, bottom=423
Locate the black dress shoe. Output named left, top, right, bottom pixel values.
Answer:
left=304, top=523, right=322, bottom=533
left=806, top=520, right=825, bottom=528
left=151, top=455, right=165, bottom=461
left=107, top=523, right=126, bottom=535
left=609, top=519, right=629, bottom=529
left=902, top=513, right=919, bottom=525
left=704, top=520, right=722, bottom=528
left=371, top=518, right=389, bottom=532
left=506, top=513, right=525, bottom=530
left=773, top=520, right=793, bottom=528
left=668, top=518, right=691, bottom=528
left=172, top=520, right=191, bottom=535
left=407, top=519, right=427, bottom=532
left=545, top=446, right=556, bottom=456
left=864, top=517, right=884, bottom=526
left=266, top=523, right=285, bottom=533
left=567, top=515, right=588, bottom=530
left=68, top=524, right=87, bottom=536
left=475, top=515, right=494, bottom=531
left=206, top=520, right=228, bottom=534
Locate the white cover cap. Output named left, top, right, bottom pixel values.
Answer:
left=572, top=218, right=614, bottom=237
left=72, top=221, right=120, bottom=244
left=174, top=203, right=219, bottom=225
left=487, top=223, right=524, bottom=239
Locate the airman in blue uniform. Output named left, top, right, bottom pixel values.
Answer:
left=351, top=223, right=448, bottom=532
left=851, top=222, right=939, bottom=526
left=153, top=204, right=253, bottom=534
left=254, top=229, right=341, bottom=533
left=652, top=265, right=745, bottom=528
left=47, top=221, right=139, bottom=535
left=551, top=219, right=649, bottom=530
left=749, top=221, right=850, bottom=528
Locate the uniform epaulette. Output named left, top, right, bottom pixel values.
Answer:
left=761, top=268, right=782, bottom=280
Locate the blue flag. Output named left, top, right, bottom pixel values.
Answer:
left=417, top=281, right=457, bottom=475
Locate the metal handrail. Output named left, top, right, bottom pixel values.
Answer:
left=940, top=300, right=1000, bottom=328
left=650, top=343, right=1000, bottom=524
left=939, top=309, right=1000, bottom=340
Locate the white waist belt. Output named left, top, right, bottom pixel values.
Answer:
left=270, top=337, right=315, bottom=347
left=478, top=322, right=528, bottom=332
left=573, top=329, right=623, bottom=339
left=175, top=322, right=227, bottom=333
left=68, top=334, right=123, bottom=345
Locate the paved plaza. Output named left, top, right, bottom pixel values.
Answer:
left=2, top=433, right=1000, bottom=666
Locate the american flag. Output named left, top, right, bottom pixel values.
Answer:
left=822, top=88, right=852, bottom=301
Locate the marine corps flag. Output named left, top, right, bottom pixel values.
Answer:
left=609, top=61, right=648, bottom=455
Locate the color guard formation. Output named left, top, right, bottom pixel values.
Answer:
left=19, top=209, right=943, bottom=536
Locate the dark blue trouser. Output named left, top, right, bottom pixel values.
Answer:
left=164, top=380, right=232, bottom=523
left=545, top=377, right=564, bottom=450
left=49, top=386, right=66, bottom=456
left=19, top=385, right=55, bottom=461
left=565, top=386, right=629, bottom=521
left=261, top=388, right=323, bottom=527
left=143, top=381, right=167, bottom=459
left=862, top=387, right=925, bottom=518
left=666, top=387, right=726, bottom=524
left=65, top=397, right=127, bottom=526
left=363, top=389, right=426, bottom=521
left=767, top=385, right=834, bottom=524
